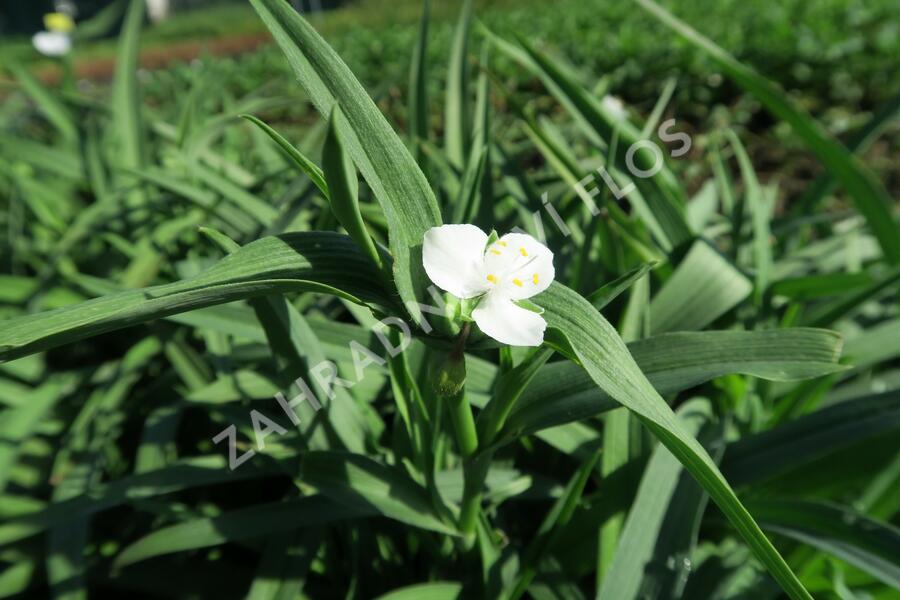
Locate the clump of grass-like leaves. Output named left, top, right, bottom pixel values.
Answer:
left=0, top=0, right=897, bottom=598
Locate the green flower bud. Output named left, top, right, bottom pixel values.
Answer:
left=431, top=349, right=467, bottom=399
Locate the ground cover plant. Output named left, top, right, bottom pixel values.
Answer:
left=0, top=0, right=898, bottom=598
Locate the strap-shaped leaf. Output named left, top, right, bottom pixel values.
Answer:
left=323, top=107, right=384, bottom=271
left=240, top=114, right=329, bottom=197
left=723, top=389, right=900, bottom=486
left=248, top=0, right=442, bottom=324
left=0, top=233, right=395, bottom=362
left=0, top=376, right=79, bottom=493
left=598, top=399, right=718, bottom=600
left=535, top=282, right=812, bottom=600
left=251, top=294, right=372, bottom=454
left=0, top=457, right=281, bottom=545
left=407, top=0, right=431, bottom=168
left=747, top=499, right=900, bottom=589
left=444, top=0, right=473, bottom=169
left=374, top=582, right=463, bottom=600
left=509, top=449, right=601, bottom=599
left=300, top=451, right=456, bottom=535
left=7, top=63, right=77, bottom=143
left=111, top=0, right=146, bottom=179
left=503, top=327, right=844, bottom=438
left=649, top=240, right=752, bottom=333
left=113, top=495, right=370, bottom=568
left=112, top=451, right=456, bottom=568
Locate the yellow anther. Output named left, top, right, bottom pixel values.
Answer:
left=519, top=247, right=528, bottom=256
left=498, top=241, right=508, bottom=247
left=513, top=278, right=523, bottom=287
left=490, top=249, right=502, bottom=255
left=532, top=274, right=540, bottom=284
left=486, top=274, right=498, bottom=284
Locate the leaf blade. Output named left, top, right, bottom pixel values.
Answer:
left=248, top=0, right=443, bottom=323
left=537, top=282, right=812, bottom=600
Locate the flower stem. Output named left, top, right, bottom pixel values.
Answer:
left=439, top=323, right=483, bottom=538
left=444, top=323, right=477, bottom=459
left=458, top=452, right=491, bottom=539
left=448, top=387, right=478, bottom=459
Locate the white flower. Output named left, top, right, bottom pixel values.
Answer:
left=601, top=95, right=627, bottom=120
left=423, top=224, right=555, bottom=347
left=32, top=31, right=72, bottom=57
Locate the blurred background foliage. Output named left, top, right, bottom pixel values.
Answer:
left=0, top=0, right=898, bottom=598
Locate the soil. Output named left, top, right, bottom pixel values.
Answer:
left=33, top=32, right=272, bottom=85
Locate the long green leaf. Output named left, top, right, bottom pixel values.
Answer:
left=374, top=582, right=463, bottom=600
left=301, top=451, right=455, bottom=535
left=240, top=114, right=329, bottom=197
left=587, top=262, right=656, bottom=309
left=598, top=399, right=717, bottom=600
left=444, top=0, right=473, bottom=169
left=649, top=241, right=752, bottom=333
left=598, top=407, right=635, bottom=584
left=0, top=376, right=78, bottom=492
left=792, top=93, right=900, bottom=216
left=114, top=495, right=369, bottom=568
left=248, top=0, right=443, bottom=324
left=748, top=499, right=900, bottom=589
left=509, top=449, right=601, bottom=599
left=251, top=294, right=371, bottom=453
left=0, top=458, right=282, bottom=545
left=502, top=327, right=843, bottom=439
left=323, top=107, right=384, bottom=271
left=0, top=233, right=394, bottom=362
left=7, top=63, right=77, bottom=143
left=723, top=390, right=900, bottom=486
left=111, top=0, right=146, bottom=178
left=407, top=0, right=431, bottom=169
left=725, top=129, right=772, bottom=303
left=536, top=282, right=811, bottom=599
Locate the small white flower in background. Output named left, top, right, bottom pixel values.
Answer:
left=423, top=224, right=555, bottom=347
left=601, top=95, right=627, bottom=120
left=32, top=12, right=76, bottom=58
left=32, top=31, right=72, bottom=57
left=147, top=0, right=172, bottom=23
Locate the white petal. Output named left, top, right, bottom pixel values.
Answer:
left=32, top=31, right=71, bottom=57
left=483, top=232, right=554, bottom=300
left=472, top=293, right=547, bottom=347
left=422, top=224, right=490, bottom=299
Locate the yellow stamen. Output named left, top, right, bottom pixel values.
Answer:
left=532, top=274, right=540, bottom=284
left=513, top=278, right=523, bottom=287
left=498, top=241, right=508, bottom=247
left=486, top=274, right=498, bottom=284
left=519, top=247, right=528, bottom=256
left=490, top=249, right=502, bottom=255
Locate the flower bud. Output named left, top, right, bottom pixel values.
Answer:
left=431, top=350, right=467, bottom=400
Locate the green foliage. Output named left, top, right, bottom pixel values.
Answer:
left=0, top=0, right=897, bottom=598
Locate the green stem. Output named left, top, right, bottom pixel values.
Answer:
left=458, top=452, right=492, bottom=539
left=439, top=323, right=484, bottom=539
left=448, top=388, right=478, bottom=459
left=445, top=323, right=477, bottom=459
